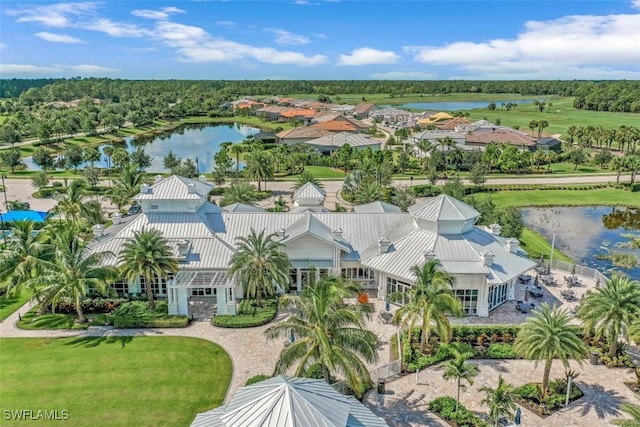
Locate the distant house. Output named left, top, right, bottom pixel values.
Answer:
left=435, top=117, right=472, bottom=131
left=412, top=130, right=467, bottom=147
left=417, top=112, right=454, bottom=128
left=369, top=107, right=411, bottom=124
left=305, top=132, right=381, bottom=154
left=465, top=128, right=537, bottom=151
left=255, top=105, right=288, bottom=121
left=353, top=102, right=379, bottom=118
left=276, top=127, right=334, bottom=146
left=278, top=108, right=317, bottom=124
left=252, top=131, right=277, bottom=144
left=534, top=137, right=563, bottom=152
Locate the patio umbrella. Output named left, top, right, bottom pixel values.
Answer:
left=524, top=288, right=529, bottom=302
left=595, top=278, right=600, bottom=287
left=515, top=407, right=522, bottom=426
left=385, top=299, right=390, bottom=312
left=571, top=265, right=576, bottom=275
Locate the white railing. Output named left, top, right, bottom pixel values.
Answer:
left=547, top=260, right=608, bottom=284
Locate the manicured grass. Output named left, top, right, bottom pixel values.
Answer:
left=291, top=165, right=346, bottom=180
left=284, top=92, right=546, bottom=105
left=520, top=228, right=573, bottom=263
left=467, top=97, right=640, bottom=137
left=546, top=163, right=609, bottom=174
left=0, top=290, right=32, bottom=322
left=477, top=188, right=640, bottom=209
left=213, top=299, right=277, bottom=328
left=0, top=337, right=232, bottom=427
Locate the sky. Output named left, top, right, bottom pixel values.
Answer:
left=1, top=0, right=639, bottom=80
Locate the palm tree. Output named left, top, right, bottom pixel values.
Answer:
left=33, top=226, right=118, bottom=323
left=265, top=276, right=378, bottom=396
left=391, top=260, right=463, bottom=353
left=292, top=171, right=323, bottom=191
left=54, top=179, right=101, bottom=225
left=440, top=344, right=479, bottom=411
left=111, top=163, right=144, bottom=208
left=612, top=399, right=640, bottom=427
left=528, top=120, right=539, bottom=137
left=354, top=180, right=384, bottom=205
left=479, top=375, right=517, bottom=427
left=243, top=149, right=273, bottom=191
left=514, top=303, right=587, bottom=395
left=118, top=229, right=178, bottom=310
left=630, top=318, right=640, bottom=344
left=0, top=221, right=51, bottom=298
left=578, top=275, right=640, bottom=357
left=229, top=144, right=244, bottom=175
left=228, top=228, right=291, bottom=306
left=220, top=180, right=258, bottom=207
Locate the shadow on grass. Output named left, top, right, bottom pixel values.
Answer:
left=573, top=382, right=625, bottom=419
left=64, top=335, right=134, bottom=349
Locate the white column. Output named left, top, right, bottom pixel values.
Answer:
left=217, top=287, right=228, bottom=315
left=507, top=280, right=515, bottom=300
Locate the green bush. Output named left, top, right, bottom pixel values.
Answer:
left=429, top=396, right=490, bottom=427
left=406, top=342, right=475, bottom=372
left=110, top=301, right=189, bottom=328
left=410, top=184, right=442, bottom=197
left=212, top=299, right=277, bottom=328
left=245, top=374, right=271, bottom=386
left=451, top=325, right=520, bottom=344
left=485, top=343, right=519, bottom=359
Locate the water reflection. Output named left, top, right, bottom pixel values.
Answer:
left=24, top=123, right=259, bottom=172
left=522, top=206, right=640, bottom=280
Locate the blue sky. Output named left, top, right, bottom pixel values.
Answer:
left=1, top=0, right=639, bottom=80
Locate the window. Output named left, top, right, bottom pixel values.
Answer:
left=341, top=268, right=374, bottom=280
left=386, top=277, right=412, bottom=305
left=455, top=289, right=478, bottom=315
left=139, top=276, right=168, bottom=296
left=150, top=204, right=159, bottom=210
left=191, top=288, right=216, bottom=297
left=110, top=279, right=129, bottom=295
left=488, top=283, right=508, bottom=310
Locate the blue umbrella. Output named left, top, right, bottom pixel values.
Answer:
left=385, top=299, right=390, bottom=312
left=514, top=407, right=521, bottom=426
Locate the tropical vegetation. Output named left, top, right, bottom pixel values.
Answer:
left=479, top=375, right=517, bottom=427
left=439, top=344, right=480, bottom=411
left=265, top=276, right=378, bottom=397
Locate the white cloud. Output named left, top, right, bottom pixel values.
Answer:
left=291, top=0, right=319, bottom=5
left=369, top=71, right=436, bottom=80
left=154, top=21, right=327, bottom=66
left=35, top=32, right=86, bottom=44
left=131, top=7, right=185, bottom=20
left=65, top=64, right=120, bottom=74
left=407, top=13, right=640, bottom=78
left=215, top=21, right=235, bottom=27
left=311, top=33, right=327, bottom=39
left=7, top=2, right=97, bottom=28
left=90, top=18, right=152, bottom=37
left=0, top=64, right=63, bottom=74
left=266, top=28, right=310, bottom=45
left=338, top=47, right=400, bottom=66
left=632, top=0, right=640, bottom=9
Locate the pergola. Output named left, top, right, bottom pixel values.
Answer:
left=167, top=270, right=238, bottom=316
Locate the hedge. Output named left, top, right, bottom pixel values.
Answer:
left=245, top=375, right=272, bottom=386
left=212, top=300, right=277, bottom=328
left=110, top=301, right=189, bottom=328
left=485, top=343, right=519, bottom=359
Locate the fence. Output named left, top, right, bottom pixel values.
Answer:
left=332, top=359, right=402, bottom=395
left=547, top=260, right=608, bottom=284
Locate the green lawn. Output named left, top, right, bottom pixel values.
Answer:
left=283, top=92, right=547, bottom=105
left=286, top=165, right=346, bottom=180
left=520, top=228, right=573, bottom=263
left=477, top=188, right=640, bottom=209
left=0, top=290, right=32, bottom=322
left=467, top=97, right=640, bottom=137
left=0, top=337, right=232, bottom=427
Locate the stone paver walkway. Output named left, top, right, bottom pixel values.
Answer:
left=365, top=359, right=638, bottom=427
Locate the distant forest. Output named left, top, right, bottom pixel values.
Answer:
left=0, top=78, right=639, bottom=113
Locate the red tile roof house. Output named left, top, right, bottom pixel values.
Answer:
left=276, top=127, right=334, bottom=146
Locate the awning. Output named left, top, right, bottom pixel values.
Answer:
left=171, top=270, right=234, bottom=288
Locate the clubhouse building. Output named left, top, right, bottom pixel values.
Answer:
left=89, top=175, right=536, bottom=318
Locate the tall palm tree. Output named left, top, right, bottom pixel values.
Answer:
left=440, top=344, right=479, bottom=411
left=0, top=221, right=51, bottom=297
left=229, top=144, right=244, bottom=175
left=292, top=171, right=323, bottom=191
left=391, top=260, right=463, bottom=353
left=265, top=276, right=378, bottom=396
left=32, top=227, right=118, bottom=323
left=54, top=179, right=101, bottom=225
left=354, top=180, right=384, bottom=205
left=243, top=149, right=273, bottom=191
left=220, top=180, right=258, bottom=207
left=111, top=163, right=144, bottom=208
left=228, top=228, right=291, bottom=306
left=118, top=229, right=178, bottom=310
left=479, top=375, right=517, bottom=427
left=514, top=303, right=587, bottom=395
left=578, top=275, right=640, bottom=357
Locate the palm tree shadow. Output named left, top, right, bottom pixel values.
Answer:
left=64, top=335, right=134, bottom=349
left=573, top=382, right=625, bottom=419
left=365, top=388, right=442, bottom=427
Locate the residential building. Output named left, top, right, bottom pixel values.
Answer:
left=368, top=108, right=411, bottom=125
left=92, top=176, right=536, bottom=319
left=353, top=102, right=379, bottom=119
left=276, top=127, right=334, bottom=146
left=305, top=132, right=381, bottom=155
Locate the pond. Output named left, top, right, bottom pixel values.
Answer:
left=522, top=206, right=640, bottom=280
left=23, top=123, right=259, bottom=172
left=394, top=99, right=540, bottom=111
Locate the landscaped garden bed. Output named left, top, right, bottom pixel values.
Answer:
left=513, top=379, right=584, bottom=417
left=212, top=298, right=277, bottom=328
left=428, top=396, right=490, bottom=427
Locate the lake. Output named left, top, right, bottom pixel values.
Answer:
left=394, top=99, right=539, bottom=111
left=522, top=206, right=640, bottom=281
left=24, top=123, right=259, bottom=172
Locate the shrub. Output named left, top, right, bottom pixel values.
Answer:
left=406, top=343, right=474, bottom=372
left=110, top=301, right=189, bottom=328
left=212, top=299, right=277, bottom=328
left=485, top=343, right=518, bottom=359
left=245, top=374, right=271, bottom=386
left=410, top=184, right=442, bottom=197
left=429, top=396, right=490, bottom=427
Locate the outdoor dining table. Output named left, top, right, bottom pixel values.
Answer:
left=561, top=290, right=577, bottom=301
left=516, top=301, right=535, bottom=313
left=526, top=286, right=544, bottom=299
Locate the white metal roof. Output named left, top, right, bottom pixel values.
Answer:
left=293, top=182, right=325, bottom=199
left=305, top=132, right=380, bottom=149
left=133, top=175, right=213, bottom=200
left=408, top=194, right=480, bottom=222
left=222, top=203, right=266, bottom=213
left=353, top=201, right=401, bottom=214
left=191, top=376, right=388, bottom=427
left=282, top=214, right=351, bottom=252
